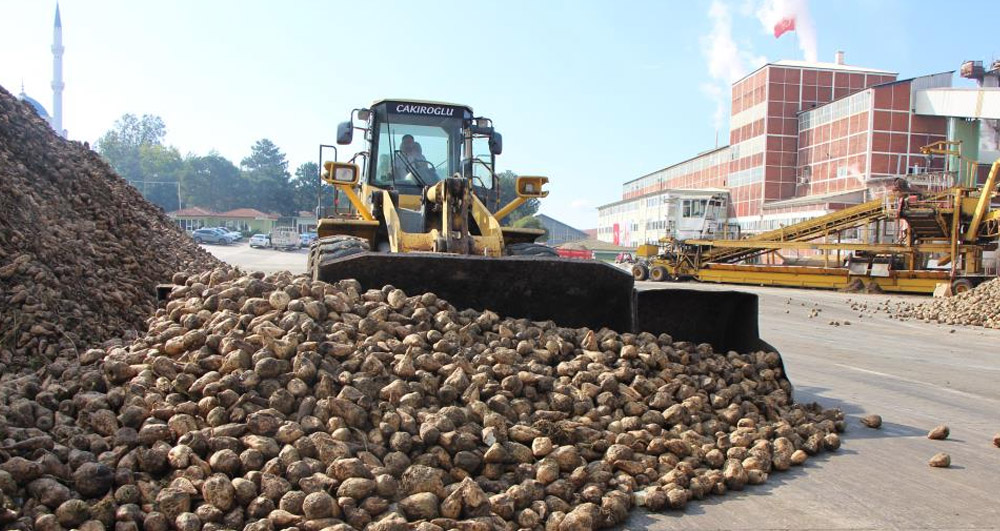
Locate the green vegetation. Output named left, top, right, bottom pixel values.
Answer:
left=512, top=215, right=549, bottom=241
left=96, top=113, right=329, bottom=215
left=97, top=114, right=530, bottom=219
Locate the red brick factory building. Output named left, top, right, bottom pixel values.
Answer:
left=598, top=54, right=1000, bottom=246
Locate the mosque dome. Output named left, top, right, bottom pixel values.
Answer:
left=18, top=92, right=52, bottom=120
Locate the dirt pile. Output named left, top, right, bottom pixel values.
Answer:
left=890, top=278, right=1000, bottom=327
left=0, top=84, right=219, bottom=373
left=0, top=269, right=844, bottom=530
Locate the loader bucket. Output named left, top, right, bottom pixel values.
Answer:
left=314, top=253, right=636, bottom=332
left=314, top=252, right=776, bottom=354
left=635, top=288, right=775, bottom=353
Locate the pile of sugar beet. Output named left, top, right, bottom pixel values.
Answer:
left=0, top=83, right=219, bottom=375
left=888, top=277, right=1000, bottom=327
left=0, top=267, right=846, bottom=531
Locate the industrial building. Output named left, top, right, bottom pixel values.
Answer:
left=534, top=214, right=589, bottom=245
left=598, top=54, right=1000, bottom=247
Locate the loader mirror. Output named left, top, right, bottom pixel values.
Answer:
left=322, top=161, right=359, bottom=185
left=336, top=121, right=354, bottom=145
left=489, top=131, right=503, bottom=155
left=516, top=176, right=549, bottom=198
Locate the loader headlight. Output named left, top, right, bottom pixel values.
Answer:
left=322, top=161, right=360, bottom=185
left=516, top=176, right=549, bottom=198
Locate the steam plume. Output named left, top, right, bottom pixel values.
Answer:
left=701, top=1, right=767, bottom=130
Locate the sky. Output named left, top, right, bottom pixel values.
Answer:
left=2, top=0, right=999, bottom=229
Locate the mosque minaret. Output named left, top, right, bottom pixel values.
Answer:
left=17, top=3, right=66, bottom=138
left=51, top=3, right=65, bottom=137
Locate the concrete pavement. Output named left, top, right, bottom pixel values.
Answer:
left=202, top=241, right=309, bottom=273
left=631, top=281, right=1000, bottom=530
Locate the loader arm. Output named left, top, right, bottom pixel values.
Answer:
left=964, top=159, right=1000, bottom=242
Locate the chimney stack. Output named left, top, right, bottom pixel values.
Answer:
left=835, top=51, right=845, bottom=65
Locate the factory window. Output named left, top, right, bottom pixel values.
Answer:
left=682, top=199, right=708, bottom=218
left=728, top=167, right=764, bottom=187
left=800, top=89, right=872, bottom=132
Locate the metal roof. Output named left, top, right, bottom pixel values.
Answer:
left=735, top=60, right=898, bottom=85
left=623, top=145, right=730, bottom=186
left=771, top=59, right=897, bottom=75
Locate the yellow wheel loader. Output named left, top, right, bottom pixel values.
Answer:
left=308, top=99, right=776, bottom=355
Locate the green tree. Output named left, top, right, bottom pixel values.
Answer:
left=137, top=144, right=183, bottom=211
left=241, top=139, right=295, bottom=215
left=96, top=114, right=184, bottom=211
left=179, top=152, right=243, bottom=211
left=291, top=162, right=335, bottom=213
left=512, top=215, right=548, bottom=242
left=497, top=170, right=540, bottom=224
left=96, top=113, right=166, bottom=156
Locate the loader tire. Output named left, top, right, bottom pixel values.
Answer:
left=649, top=265, right=668, bottom=282
left=308, top=235, right=370, bottom=275
left=505, top=243, right=559, bottom=257
left=632, top=264, right=648, bottom=281
left=951, top=278, right=974, bottom=294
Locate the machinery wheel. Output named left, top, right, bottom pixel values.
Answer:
left=632, top=264, right=649, bottom=281
left=951, top=278, right=974, bottom=295
left=649, top=266, right=668, bottom=282
left=308, top=235, right=370, bottom=275
left=506, top=243, right=559, bottom=257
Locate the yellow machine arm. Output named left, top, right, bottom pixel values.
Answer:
left=964, top=159, right=1000, bottom=242
left=495, top=176, right=548, bottom=220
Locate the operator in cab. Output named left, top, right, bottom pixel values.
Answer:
left=394, top=134, right=438, bottom=184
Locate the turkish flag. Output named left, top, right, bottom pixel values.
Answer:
left=774, top=16, right=796, bottom=38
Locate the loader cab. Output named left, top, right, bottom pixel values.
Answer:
left=349, top=100, right=501, bottom=207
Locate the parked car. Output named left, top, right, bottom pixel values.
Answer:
left=249, top=234, right=270, bottom=248
left=204, top=227, right=238, bottom=241
left=210, top=228, right=238, bottom=243
left=224, top=229, right=243, bottom=242
left=300, top=232, right=317, bottom=248
left=192, top=228, right=232, bottom=245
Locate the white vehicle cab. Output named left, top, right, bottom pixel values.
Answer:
left=270, top=227, right=300, bottom=251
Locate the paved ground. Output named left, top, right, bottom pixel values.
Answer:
left=203, top=241, right=310, bottom=273
left=204, top=244, right=1000, bottom=529
left=629, top=281, right=1000, bottom=530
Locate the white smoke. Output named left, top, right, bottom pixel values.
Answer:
left=701, top=0, right=767, bottom=130
left=700, top=83, right=726, bottom=132
left=756, top=0, right=818, bottom=62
